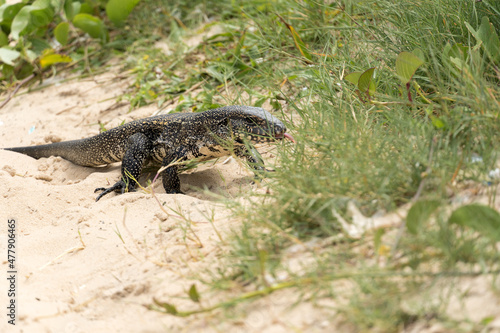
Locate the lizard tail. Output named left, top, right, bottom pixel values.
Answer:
left=4, top=137, right=124, bottom=167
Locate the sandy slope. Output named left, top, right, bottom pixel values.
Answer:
left=0, top=69, right=340, bottom=332
left=1, top=67, right=499, bottom=333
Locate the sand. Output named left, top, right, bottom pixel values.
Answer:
left=0, top=68, right=339, bottom=332
left=1, top=67, right=499, bottom=332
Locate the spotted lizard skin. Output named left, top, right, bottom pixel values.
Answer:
left=4, top=106, right=290, bottom=201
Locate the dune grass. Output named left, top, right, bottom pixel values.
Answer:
left=90, top=0, right=500, bottom=330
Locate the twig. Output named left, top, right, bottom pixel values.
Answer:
left=0, top=73, right=36, bottom=109
left=149, top=267, right=500, bottom=317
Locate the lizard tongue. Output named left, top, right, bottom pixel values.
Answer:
left=283, top=133, right=296, bottom=143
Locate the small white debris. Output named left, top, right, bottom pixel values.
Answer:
left=489, top=168, right=500, bottom=180
left=470, top=155, right=483, bottom=163
left=222, top=156, right=234, bottom=165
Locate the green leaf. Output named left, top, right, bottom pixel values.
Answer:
left=39, top=52, right=72, bottom=68
left=358, top=67, right=375, bottom=96
left=28, top=36, right=51, bottom=54
left=105, top=0, right=140, bottom=27
left=465, top=16, right=500, bottom=64
left=63, top=0, right=74, bottom=20
left=30, top=8, right=52, bottom=27
left=11, top=0, right=54, bottom=36
left=54, top=21, right=69, bottom=45
left=72, top=13, right=107, bottom=40
left=0, top=3, right=25, bottom=28
left=153, top=298, right=178, bottom=315
left=0, top=47, right=20, bottom=65
left=445, top=43, right=469, bottom=62
left=448, top=204, right=500, bottom=241
left=188, top=284, right=200, bottom=303
left=344, top=71, right=362, bottom=85
left=79, top=2, right=93, bottom=15
left=0, top=30, right=7, bottom=46
left=430, top=115, right=446, bottom=129
left=395, top=51, right=424, bottom=84
left=411, top=48, right=425, bottom=62
left=31, top=0, right=54, bottom=22
left=9, top=0, right=54, bottom=39
left=71, top=1, right=81, bottom=19
left=406, top=200, right=441, bottom=235
left=10, top=6, right=32, bottom=39
left=49, top=0, right=63, bottom=12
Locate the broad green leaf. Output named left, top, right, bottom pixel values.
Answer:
left=29, top=0, right=54, bottom=27
left=31, top=0, right=51, bottom=9
left=39, top=53, right=72, bottom=68
left=358, top=67, right=375, bottom=96
left=1, top=63, right=14, bottom=79
left=28, top=36, right=51, bottom=54
left=79, top=2, right=92, bottom=14
left=25, top=49, right=36, bottom=62
left=430, top=115, right=446, bottom=129
left=344, top=72, right=363, bottom=87
left=476, top=16, right=500, bottom=63
left=105, top=0, right=140, bottom=27
left=448, top=204, right=500, bottom=241
left=63, top=0, right=74, bottom=20
left=72, top=13, right=107, bottom=40
left=0, top=30, right=7, bottom=46
left=466, top=17, right=500, bottom=64
left=412, top=48, right=425, bottom=62
left=70, top=1, right=81, bottom=20
left=395, top=51, right=424, bottom=84
left=10, top=0, right=54, bottom=39
left=345, top=70, right=376, bottom=96
left=344, top=71, right=362, bottom=85
left=54, top=21, right=69, bottom=45
left=448, top=43, right=468, bottom=61
left=63, top=0, right=80, bottom=21
left=30, top=8, right=52, bottom=27
left=406, top=200, right=441, bottom=235
left=0, top=3, right=25, bottom=29
left=10, top=6, right=32, bottom=39
left=0, top=47, right=20, bottom=65
left=49, top=0, right=63, bottom=11
left=188, top=284, right=200, bottom=303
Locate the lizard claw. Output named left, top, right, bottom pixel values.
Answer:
left=94, top=180, right=128, bottom=201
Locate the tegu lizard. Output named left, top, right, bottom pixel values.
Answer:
left=3, top=105, right=294, bottom=201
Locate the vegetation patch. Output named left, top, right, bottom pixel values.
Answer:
left=1, top=0, right=499, bottom=331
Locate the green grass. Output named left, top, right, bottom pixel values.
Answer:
left=122, top=0, right=500, bottom=330
left=16, top=0, right=500, bottom=330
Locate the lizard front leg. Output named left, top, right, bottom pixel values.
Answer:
left=235, top=144, right=265, bottom=175
left=161, top=146, right=188, bottom=194
left=95, top=133, right=152, bottom=201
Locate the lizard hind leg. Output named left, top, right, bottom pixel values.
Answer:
left=94, top=132, right=153, bottom=201
left=94, top=180, right=128, bottom=201
left=161, top=147, right=188, bottom=194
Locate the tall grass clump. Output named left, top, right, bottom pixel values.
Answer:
left=221, top=0, right=500, bottom=329
left=128, top=0, right=500, bottom=329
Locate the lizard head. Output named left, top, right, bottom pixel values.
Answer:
left=226, top=106, right=295, bottom=144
